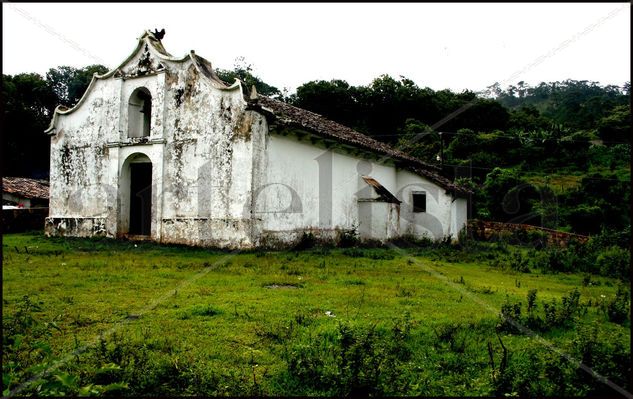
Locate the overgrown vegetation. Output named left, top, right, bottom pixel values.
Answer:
left=3, top=64, right=629, bottom=239
left=290, top=78, right=630, bottom=236
left=477, top=226, right=630, bottom=281
left=2, top=232, right=630, bottom=396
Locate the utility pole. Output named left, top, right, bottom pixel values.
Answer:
left=469, top=158, right=473, bottom=220
left=439, top=132, right=444, bottom=168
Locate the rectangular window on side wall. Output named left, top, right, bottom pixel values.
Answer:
left=412, top=191, right=426, bottom=213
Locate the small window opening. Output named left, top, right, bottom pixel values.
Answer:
left=128, top=87, right=152, bottom=138
left=412, top=191, right=426, bottom=213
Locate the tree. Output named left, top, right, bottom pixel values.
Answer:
left=567, top=204, right=604, bottom=235
left=395, top=119, right=440, bottom=163
left=215, top=57, right=282, bottom=99
left=508, top=105, right=549, bottom=132
left=290, top=79, right=361, bottom=130
left=445, top=128, right=480, bottom=162
left=597, top=105, right=631, bottom=144
left=3, top=65, right=107, bottom=178
left=2, top=73, right=57, bottom=177
left=477, top=168, right=540, bottom=224
left=494, top=80, right=629, bottom=132
left=558, top=172, right=631, bottom=234
left=46, top=64, right=108, bottom=107
left=444, top=98, right=510, bottom=132
left=357, top=74, right=439, bottom=142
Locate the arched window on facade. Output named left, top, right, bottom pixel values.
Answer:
left=128, top=87, right=152, bottom=138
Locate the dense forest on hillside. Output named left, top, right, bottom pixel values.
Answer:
left=2, top=64, right=630, bottom=237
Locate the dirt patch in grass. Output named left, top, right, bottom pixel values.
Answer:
left=265, top=284, right=300, bottom=289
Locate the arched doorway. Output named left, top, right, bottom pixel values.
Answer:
left=120, top=153, right=152, bottom=236
left=129, top=162, right=152, bottom=235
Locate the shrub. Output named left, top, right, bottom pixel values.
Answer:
left=542, top=289, right=583, bottom=329
left=595, top=246, right=630, bottom=280
left=493, top=326, right=632, bottom=397
left=530, top=248, right=574, bottom=274
left=587, top=227, right=630, bottom=250
left=604, top=285, right=630, bottom=324
left=547, top=248, right=572, bottom=273
left=526, top=289, right=537, bottom=313
left=560, top=288, right=582, bottom=320
left=490, top=318, right=632, bottom=397
left=509, top=252, right=531, bottom=273
left=493, top=347, right=547, bottom=396
left=563, top=240, right=593, bottom=274
left=389, top=234, right=434, bottom=248
left=278, top=317, right=414, bottom=396
left=496, top=289, right=585, bottom=333
left=498, top=295, right=522, bottom=333
left=338, top=229, right=359, bottom=248
left=2, top=296, right=129, bottom=396
left=433, top=323, right=467, bottom=353
left=529, top=240, right=629, bottom=280
left=524, top=289, right=543, bottom=330
left=567, top=204, right=604, bottom=235
left=294, top=232, right=316, bottom=250
left=569, top=325, right=632, bottom=395
left=368, top=250, right=395, bottom=260
left=341, top=248, right=365, bottom=258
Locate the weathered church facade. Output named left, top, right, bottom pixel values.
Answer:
left=45, top=30, right=469, bottom=248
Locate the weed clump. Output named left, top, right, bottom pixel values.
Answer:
left=275, top=315, right=414, bottom=396
left=604, top=285, right=630, bottom=324
left=294, top=232, right=316, bottom=250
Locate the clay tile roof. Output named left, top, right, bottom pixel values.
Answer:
left=256, top=96, right=471, bottom=196
left=2, top=177, right=50, bottom=199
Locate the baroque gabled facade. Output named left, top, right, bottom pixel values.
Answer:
left=45, top=30, right=469, bottom=248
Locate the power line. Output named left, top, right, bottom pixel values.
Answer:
left=439, top=162, right=628, bottom=182
left=367, top=130, right=631, bottom=145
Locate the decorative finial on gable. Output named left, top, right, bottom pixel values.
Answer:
left=152, top=28, right=165, bottom=40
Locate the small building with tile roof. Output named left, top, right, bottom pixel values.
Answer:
left=2, top=177, right=50, bottom=209
left=44, top=30, right=469, bottom=248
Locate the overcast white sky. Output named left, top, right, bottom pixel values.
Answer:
left=2, top=3, right=630, bottom=94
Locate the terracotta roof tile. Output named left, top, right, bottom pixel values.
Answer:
left=2, top=177, right=50, bottom=199
left=256, top=96, right=471, bottom=196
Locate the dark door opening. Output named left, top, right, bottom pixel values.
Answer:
left=129, top=163, right=152, bottom=235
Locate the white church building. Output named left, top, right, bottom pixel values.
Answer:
left=44, top=30, right=470, bottom=249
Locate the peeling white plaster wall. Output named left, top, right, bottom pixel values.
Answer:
left=254, top=133, right=463, bottom=244
left=397, top=169, right=457, bottom=240
left=46, top=34, right=467, bottom=248
left=47, top=76, right=120, bottom=237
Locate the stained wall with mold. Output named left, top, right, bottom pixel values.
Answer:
left=251, top=131, right=466, bottom=244
left=45, top=33, right=467, bottom=248
left=157, top=62, right=268, bottom=248
left=46, top=73, right=121, bottom=237
left=45, top=37, right=268, bottom=247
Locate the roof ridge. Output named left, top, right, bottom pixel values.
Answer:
left=256, top=96, right=471, bottom=196
left=258, top=96, right=440, bottom=169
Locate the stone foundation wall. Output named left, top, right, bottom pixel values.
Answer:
left=45, top=217, right=108, bottom=238
left=468, top=219, right=589, bottom=247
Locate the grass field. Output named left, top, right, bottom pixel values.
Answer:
left=2, top=232, right=630, bottom=396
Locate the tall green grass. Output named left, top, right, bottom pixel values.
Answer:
left=2, top=232, right=630, bottom=396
